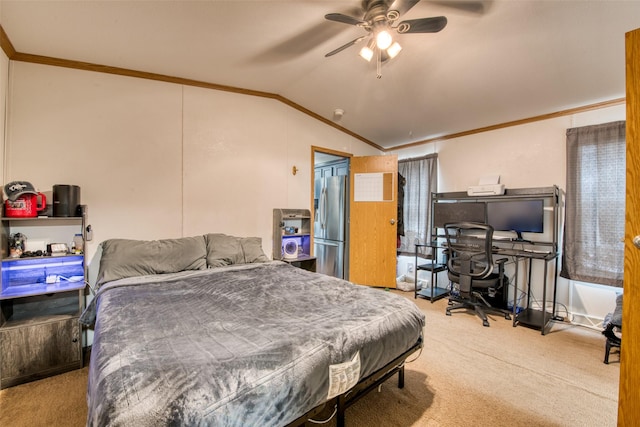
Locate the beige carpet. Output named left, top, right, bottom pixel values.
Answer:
left=0, top=292, right=619, bottom=427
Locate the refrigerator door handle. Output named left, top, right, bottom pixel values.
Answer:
left=321, top=186, right=328, bottom=229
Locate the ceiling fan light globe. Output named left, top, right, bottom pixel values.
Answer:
left=387, top=42, right=402, bottom=59
left=359, top=46, right=374, bottom=62
left=375, top=30, right=393, bottom=50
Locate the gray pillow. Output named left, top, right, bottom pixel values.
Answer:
left=97, top=236, right=207, bottom=285
left=241, top=236, right=271, bottom=263
left=205, top=233, right=269, bottom=267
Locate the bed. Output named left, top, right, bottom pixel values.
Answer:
left=81, top=233, right=425, bottom=427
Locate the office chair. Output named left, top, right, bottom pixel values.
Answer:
left=603, top=293, right=622, bottom=364
left=444, top=222, right=511, bottom=327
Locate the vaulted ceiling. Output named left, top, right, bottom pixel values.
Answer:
left=1, top=0, right=638, bottom=150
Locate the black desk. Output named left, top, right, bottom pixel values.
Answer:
left=494, top=248, right=559, bottom=335
left=413, top=241, right=560, bottom=334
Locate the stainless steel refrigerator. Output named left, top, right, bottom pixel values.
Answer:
left=314, top=175, right=346, bottom=279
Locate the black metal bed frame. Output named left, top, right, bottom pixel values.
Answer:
left=285, top=337, right=423, bottom=427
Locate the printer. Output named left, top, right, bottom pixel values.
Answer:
left=467, top=184, right=505, bottom=196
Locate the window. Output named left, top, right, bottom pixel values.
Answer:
left=561, top=121, right=625, bottom=287
left=397, top=154, right=437, bottom=256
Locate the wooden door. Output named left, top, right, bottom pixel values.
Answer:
left=349, top=155, right=398, bottom=287
left=620, top=27, right=640, bottom=425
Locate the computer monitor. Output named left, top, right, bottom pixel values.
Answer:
left=433, top=202, right=486, bottom=229
left=486, top=199, right=544, bottom=241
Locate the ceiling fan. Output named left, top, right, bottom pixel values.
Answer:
left=324, top=0, right=447, bottom=78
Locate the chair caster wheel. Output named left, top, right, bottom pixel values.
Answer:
left=483, top=321, right=490, bottom=327
left=446, top=311, right=451, bottom=316
left=505, top=314, right=511, bottom=320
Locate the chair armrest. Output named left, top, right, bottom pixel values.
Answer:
left=495, top=257, right=508, bottom=276
left=495, top=257, right=508, bottom=266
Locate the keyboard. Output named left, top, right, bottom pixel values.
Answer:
left=493, top=248, right=553, bottom=258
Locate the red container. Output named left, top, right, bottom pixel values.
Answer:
left=4, top=193, right=47, bottom=218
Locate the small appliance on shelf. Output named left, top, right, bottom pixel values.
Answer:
left=3, top=181, right=47, bottom=218
left=283, top=240, right=299, bottom=260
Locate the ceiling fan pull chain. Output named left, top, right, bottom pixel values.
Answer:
left=377, top=48, right=382, bottom=79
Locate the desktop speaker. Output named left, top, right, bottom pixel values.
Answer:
left=53, top=184, right=81, bottom=217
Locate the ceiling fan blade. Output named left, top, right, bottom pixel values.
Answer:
left=325, top=13, right=366, bottom=26
left=428, top=1, right=491, bottom=15
left=397, top=16, right=447, bottom=33
left=325, top=36, right=367, bottom=57
left=387, top=0, right=421, bottom=17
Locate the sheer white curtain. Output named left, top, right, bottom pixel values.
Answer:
left=561, top=121, right=625, bottom=287
left=397, top=154, right=438, bottom=257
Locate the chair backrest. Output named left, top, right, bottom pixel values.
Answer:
left=444, top=222, right=495, bottom=290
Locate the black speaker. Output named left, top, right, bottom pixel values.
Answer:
left=53, top=185, right=81, bottom=217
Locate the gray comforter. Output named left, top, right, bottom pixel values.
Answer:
left=85, top=261, right=425, bottom=426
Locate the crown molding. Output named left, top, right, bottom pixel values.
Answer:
left=390, top=98, right=626, bottom=152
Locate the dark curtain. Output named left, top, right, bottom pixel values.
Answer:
left=561, top=121, right=625, bottom=287
left=397, top=154, right=438, bottom=256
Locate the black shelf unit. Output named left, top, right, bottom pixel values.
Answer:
left=414, top=244, right=449, bottom=302
left=273, top=209, right=316, bottom=272
left=516, top=308, right=552, bottom=327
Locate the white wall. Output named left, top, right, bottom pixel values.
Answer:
left=3, top=61, right=380, bottom=264
left=389, top=104, right=626, bottom=327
